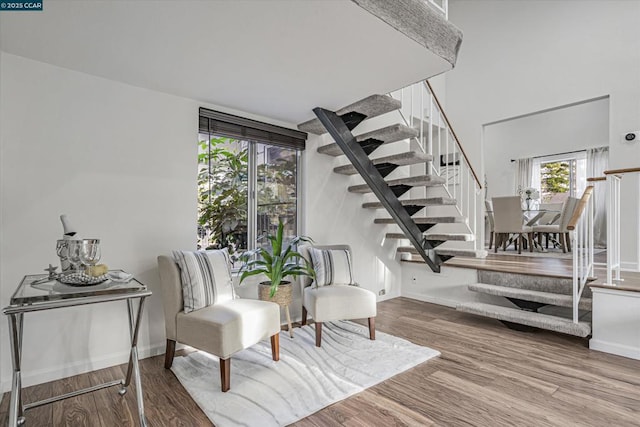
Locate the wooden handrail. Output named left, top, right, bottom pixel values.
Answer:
left=566, top=186, right=594, bottom=231
left=586, top=177, right=606, bottom=182
left=603, top=167, right=640, bottom=175
left=425, top=80, right=482, bottom=189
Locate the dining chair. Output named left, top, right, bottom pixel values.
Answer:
left=485, top=200, right=495, bottom=249
left=533, top=197, right=579, bottom=253
left=491, top=196, right=534, bottom=254
left=535, top=203, right=562, bottom=247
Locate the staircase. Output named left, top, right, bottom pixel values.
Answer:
left=455, top=186, right=597, bottom=337
left=298, top=88, right=486, bottom=272
left=458, top=270, right=593, bottom=337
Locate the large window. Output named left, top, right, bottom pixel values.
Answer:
left=535, top=152, right=586, bottom=203
left=197, top=108, right=306, bottom=267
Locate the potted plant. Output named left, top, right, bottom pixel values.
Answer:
left=238, top=221, right=315, bottom=302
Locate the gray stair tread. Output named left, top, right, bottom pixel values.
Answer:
left=435, top=248, right=488, bottom=258
left=456, top=302, right=591, bottom=337
left=386, top=232, right=474, bottom=242
left=349, top=174, right=446, bottom=193
left=320, top=124, right=418, bottom=157
left=298, top=95, right=401, bottom=135
left=468, top=283, right=592, bottom=310
left=397, top=246, right=486, bottom=258
left=363, top=196, right=456, bottom=209
left=375, top=216, right=465, bottom=225
left=334, top=151, right=432, bottom=174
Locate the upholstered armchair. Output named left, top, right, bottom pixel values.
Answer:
left=298, top=245, right=377, bottom=347
left=158, top=252, right=281, bottom=392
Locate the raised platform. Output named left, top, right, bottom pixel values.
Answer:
left=444, top=253, right=579, bottom=280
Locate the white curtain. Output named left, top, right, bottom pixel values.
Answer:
left=587, top=146, right=609, bottom=248
left=514, top=158, right=533, bottom=195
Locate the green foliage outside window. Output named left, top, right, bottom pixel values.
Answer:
left=541, top=161, right=570, bottom=201
left=197, top=136, right=248, bottom=253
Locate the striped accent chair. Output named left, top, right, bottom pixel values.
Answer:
left=158, top=251, right=281, bottom=392
left=299, top=245, right=377, bottom=347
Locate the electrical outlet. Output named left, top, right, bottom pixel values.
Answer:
left=378, top=289, right=386, bottom=296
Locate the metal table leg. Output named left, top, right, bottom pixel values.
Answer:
left=119, top=297, right=147, bottom=427
left=8, top=313, right=25, bottom=426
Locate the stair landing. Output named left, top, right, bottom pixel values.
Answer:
left=444, top=253, right=580, bottom=280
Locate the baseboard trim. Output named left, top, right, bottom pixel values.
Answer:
left=0, top=342, right=166, bottom=393
left=400, top=291, right=459, bottom=308
left=589, top=339, right=640, bottom=360
left=621, top=262, right=640, bottom=272
left=377, top=291, right=401, bottom=302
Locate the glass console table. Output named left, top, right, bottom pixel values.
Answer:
left=2, top=273, right=152, bottom=427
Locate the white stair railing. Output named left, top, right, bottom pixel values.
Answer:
left=390, top=80, right=483, bottom=250
left=603, top=167, right=640, bottom=284
left=606, top=173, right=622, bottom=284
left=426, top=0, right=448, bottom=19
left=567, top=186, right=594, bottom=323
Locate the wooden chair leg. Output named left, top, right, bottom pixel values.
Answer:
left=489, top=231, right=494, bottom=249
left=220, top=358, right=230, bottom=392
left=164, top=339, right=176, bottom=369
left=565, top=232, right=572, bottom=252
left=517, top=234, right=522, bottom=254
left=315, top=322, right=322, bottom=347
left=560, top=233, right=567, bottom=253
left=494, top=233, right=499, bottom=253
left=368, top=317, right=376, bottom=340
left=301, top=306, right=308, bottom=326
left=270, top=334, right=280, bottom=361
left=528, top=232, right=534, bottom=252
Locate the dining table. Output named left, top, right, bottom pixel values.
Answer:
left=487, top=209, right=561, bottom=252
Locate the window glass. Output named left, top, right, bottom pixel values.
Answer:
left=540, top=160, right=572, bottom=203
left=256, top=144, right=298, bottom=249
left=197, top=134, right=248, bottom=265
left=197, top=135, right=299, bottom=267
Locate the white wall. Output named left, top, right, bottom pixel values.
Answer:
left=0, top=53, right=301, bottom=392
left=446, top=0, right=640, bottom=270
left=303, top=126, right=406, bottom=301
left=0, top=53, right=197, bottom=391
left=484, top=97, right=609, bottom=199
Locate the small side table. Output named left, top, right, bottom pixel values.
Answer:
left=2, top=273, right=152, bottom=427
left=258, top=282, right=294, bottom=338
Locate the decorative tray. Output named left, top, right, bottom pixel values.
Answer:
left=58, top=272, right=109, bottom=286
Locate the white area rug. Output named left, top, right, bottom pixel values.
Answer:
left=171, top=320, right=439, bottom=427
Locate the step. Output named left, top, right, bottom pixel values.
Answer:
left=363, top=196, right=456, bottom=209
left=386, top=232, right=474, bottom=242
left=349, top=174, right=446, bottom=193
left=298, top=95, right=402, bottom=135
left=468, top=283, right=592, bottom=310
left=398, top=246, right=487, bottom=259
left=334, top=151, right=431, bottom=174
left=476, top=271, right=593, bottom=298
left=319, top=124, right=419, bottom=157
left=456, top=302, right=592, bottom=337
left=375, top=216, right=466, bottom=225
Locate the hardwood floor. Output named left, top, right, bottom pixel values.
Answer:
left=2, top=298, right=640, bottom=426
